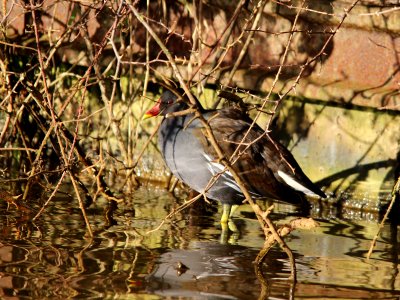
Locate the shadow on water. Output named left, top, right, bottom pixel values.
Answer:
left=0, top=184, right=400, bottom=299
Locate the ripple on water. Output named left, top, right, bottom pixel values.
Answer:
left=0, top=185, right=399, bottom=299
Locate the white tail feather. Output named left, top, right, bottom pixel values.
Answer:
left=277, top=170, right=318, bottom=196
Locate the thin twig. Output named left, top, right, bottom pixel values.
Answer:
left=128, top=4, right=296, bottom=278
left=367, top=176, right=400, bottom=259
left=146, top=193, right=203, bottom=234
left=70, top=173, right=94, bottom=237
left=226, top=0, right=268, bottom=87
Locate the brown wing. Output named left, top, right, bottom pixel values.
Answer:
left=199, top=107, right=325, bottom=200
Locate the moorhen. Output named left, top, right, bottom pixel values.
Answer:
left=145, top=90, right=326, bottom=223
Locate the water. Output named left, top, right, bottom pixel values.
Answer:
left=0, top=185, right=399, bottom=299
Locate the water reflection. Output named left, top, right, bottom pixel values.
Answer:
left=148, top=242, right=263, bottom=299
left=0, top=186, right=399, bottom=299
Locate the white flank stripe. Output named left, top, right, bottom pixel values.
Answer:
left=277, top=170, right=317, bottom=196
left=203, top=153, right=214, bottom=162
left=206, top=163, right=215, bottom=175
left=224, top=180, right=242, bottom=193
left=211, top=161, right=225, bottom=171
left=204, top=154, right=233, bottom=176
left=203, top=154, right=243, bottom=194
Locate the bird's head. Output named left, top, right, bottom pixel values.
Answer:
left=143, top=91, right=179, bottom=119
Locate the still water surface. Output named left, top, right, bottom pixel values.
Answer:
left=0, top=185, right=399, bottom=299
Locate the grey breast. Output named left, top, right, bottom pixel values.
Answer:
left=159, top=114, right=245, bottom=204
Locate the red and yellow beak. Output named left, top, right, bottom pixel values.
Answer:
left=143, top=99, right=161, bottom=119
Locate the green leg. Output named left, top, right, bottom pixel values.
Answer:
left=220, top=204, right=240, bottom=243
left=228, top=205, right=239, bottom=233
left=229, top=204, right=239, bottom=218
left=221, top=204, right=232, bottom=223
left=220, top=204, right=240, bottom=223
